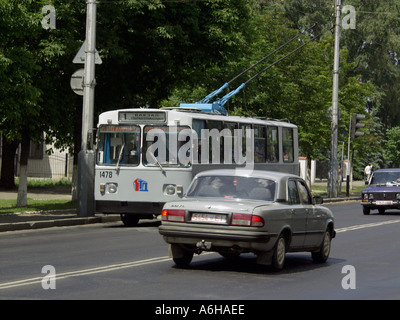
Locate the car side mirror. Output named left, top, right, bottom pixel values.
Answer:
left=313, top=196, right=323, bottom=205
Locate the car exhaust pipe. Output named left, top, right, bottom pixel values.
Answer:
left=196, top=240, right=212, bottom=253
left=230, top=245, right=244, bottom=254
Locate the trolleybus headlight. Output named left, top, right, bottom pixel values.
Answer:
left=107, top=183, right=118, bottom=194
left=165, top=184, right=175, bottom=195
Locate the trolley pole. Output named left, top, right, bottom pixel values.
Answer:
left=77, top=0, right=97, bottom=216
left=328, top=0, right=341, bottom=198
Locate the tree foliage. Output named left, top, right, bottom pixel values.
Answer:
left=2, top=0, right=400, bottom=192
left=384, top=127, right=400, bottom=168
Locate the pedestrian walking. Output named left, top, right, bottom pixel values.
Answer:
left=364, top=163, right=373, bottom=184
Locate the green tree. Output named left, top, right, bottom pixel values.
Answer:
left=0, top=0, right=85, bottom=203
left=162, top=7, right=375, bottom=183
left=383, top=127, right=400, bottom=168
left=0, top=0, right=44, bottom=202
left=0, top=0, right=259, bottom=198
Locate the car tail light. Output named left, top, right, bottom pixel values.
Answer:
left=161, top=209, right=185, bottom=222
left=231, top=213, right=264, bottom=227
left=231, top=213, right=251, bottom=226
left=251, top=215, right=264, bottom=227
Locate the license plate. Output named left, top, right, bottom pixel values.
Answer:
left=191, top=213, right=227, bottom=224
left=376, top=200, right=393, bottom=205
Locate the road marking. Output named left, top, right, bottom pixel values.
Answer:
left=0, top=256, right=171, bottom=290
left=2, top=220, right=400, bottom=290
left=336, top=219, right=400, bottom=233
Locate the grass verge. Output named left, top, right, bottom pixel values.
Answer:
left=312, top=184, right=365, bottom=196
left=0, top=199, right=76, bottom=214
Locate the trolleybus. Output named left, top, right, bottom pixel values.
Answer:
left=95, top=107, right=299, bottom=226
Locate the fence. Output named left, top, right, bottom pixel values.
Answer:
left=16, top=153, right=74, bottom=179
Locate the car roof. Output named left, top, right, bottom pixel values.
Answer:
left=194, top=169, right=299, bottom=181
left=374, top=169, right=400, bottom=172
left=193, top=170, right=302, bottom=201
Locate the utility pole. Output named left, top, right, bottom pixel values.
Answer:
left=328, top=0, right=341, bottom=198
left=347, top=114, right=352, bottom=197
left=77, top=0, right=97, bottom=216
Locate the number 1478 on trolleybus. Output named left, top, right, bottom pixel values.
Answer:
left=95, top=107, right=299, bottom=226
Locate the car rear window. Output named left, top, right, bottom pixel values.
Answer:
left=186, top=175, right=276, bottom=201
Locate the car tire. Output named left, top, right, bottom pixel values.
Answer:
left=311, top=229, right=331, bottom=263
left=363, top=207, right=370, bottom=215
left=271, top=234, right=286, bottom=271
left=173, top=249, right=194, bottom=267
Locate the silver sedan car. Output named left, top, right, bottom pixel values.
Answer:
left=159, top=170, right=335, bottom=271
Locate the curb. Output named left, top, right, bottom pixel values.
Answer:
left=323, top=195, right=359, bottom=203
left=0, top=215, right=121, bottom=232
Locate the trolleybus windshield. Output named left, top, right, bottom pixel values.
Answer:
left=97, top=125, right=140, bottom=166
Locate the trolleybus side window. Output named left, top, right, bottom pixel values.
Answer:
left=282, top=127, right=294, bottom=163
left=254, top=125, right=266, bottom=163
left=192, top=119, right=206, bottom=164
left=223, top=122, right=237, bottom=164
left=267, top=126, right=279, bottom=163
left=239, top=123, right=252, bottom=160
left=207, top=120, right=224, bottom=163
left=97, top=125, right=140, bottom=166
left=143, top=125, right=191, bottom=167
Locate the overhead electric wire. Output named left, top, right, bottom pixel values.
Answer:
left=244, top=25, right=333, bottom=85
left=199, top=23, right=318, bottom=104
left=228, top=23, right=317, bottom=85
left=211, top=24, right=333, bottom=111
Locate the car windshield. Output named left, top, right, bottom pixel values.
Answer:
left=186, top=175, right=276, bottom=201
left=370, top=171, right=400, bottom=185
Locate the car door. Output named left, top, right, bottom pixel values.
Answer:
left=297, top=180, right=325, bottom=247
left=287, top=179, right=306, bottom=248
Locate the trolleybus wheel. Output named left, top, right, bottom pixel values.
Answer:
left=120, top=214, right=140, bottom=227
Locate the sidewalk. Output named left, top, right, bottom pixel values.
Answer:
left=0, top=181, right=363, bottom=232
left=0, top=187, right=121, bottom=232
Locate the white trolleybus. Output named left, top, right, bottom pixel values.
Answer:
left=95, top=106, right=299, bottom=226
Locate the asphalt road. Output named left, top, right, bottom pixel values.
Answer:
left=1, top=201, right=400, bottom=303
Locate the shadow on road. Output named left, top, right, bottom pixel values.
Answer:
left=174, top=252, right=346, bottom=275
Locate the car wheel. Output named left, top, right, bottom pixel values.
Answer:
left=312, top=229, right=331, bottom=263
left=173, top=249, right=194, bottom=267
left=271, top=234, right=286, bottom=271
left=363, top=207, right=370, bottom=215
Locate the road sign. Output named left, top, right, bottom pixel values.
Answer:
left=70, top=68, right=85, bottom=95
left=73, top=40, right=102, bottom=64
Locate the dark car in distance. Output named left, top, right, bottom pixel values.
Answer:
left=361, top=168, right=400, bottom=215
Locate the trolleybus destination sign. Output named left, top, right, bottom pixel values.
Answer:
left=118, top=111, right=166, bottom=123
